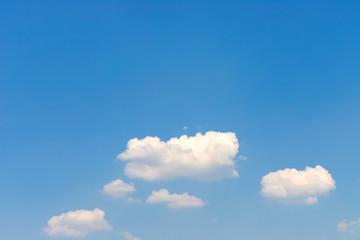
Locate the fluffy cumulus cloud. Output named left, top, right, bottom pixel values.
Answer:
left=43, top=208, right=112, bottom=237
left=120, top=230, right=141, bottom=240
left=337, top=219, right=360, bottom=233
left=146, top=189, right=205, bottom=209
left=101, top=179, right=136, bottom=198
left=261, top=165, right=336, bottom=204
left=117, top=131, right=239, bottom=181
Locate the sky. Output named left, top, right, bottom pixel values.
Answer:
left=1, top=1, right=360, bottom=240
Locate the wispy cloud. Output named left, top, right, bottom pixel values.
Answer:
left=337, top=219, right=360, bottom=234
left=147, top=189, right=205, bottom=209
left=120, top=230, right=141, bottom=240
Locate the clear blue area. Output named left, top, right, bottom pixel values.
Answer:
left=1, top=1, right=360, bottom=239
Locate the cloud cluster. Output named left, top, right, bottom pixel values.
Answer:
left=261, top=165, right=336, bottom=204
left=146, top=189, right=205, bottom=209
left=43, top=130, right=340, bottom=239
left=101, top=179, right=136, bottom=198
left=43, top=208, right=112, bottom=237
left=337, top=219, right=360, bottom=233
left=117, top=131, right=239, bottom=181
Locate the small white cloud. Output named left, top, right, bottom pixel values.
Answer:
left=120, top=230, right=141, bottom=240
left=238, top=155, right=247, bottom=160
left=125, top=198, right=142, bottom=203
left=43, top=208, right=112, bottom=237
left=146, top=189, right=205, bottom=209
left=337, top=219, right=360, bottom=234
left=337, top=220, right=349, bottom=232
left=183, top=126, right=188, bottom=130
left=117, top=131, right=239, bottom=181
left=261, top=165, right=336, bottom=204
left=101, top=179, right=136, bottom=198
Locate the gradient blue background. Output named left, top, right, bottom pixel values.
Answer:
left=1, top=1, right=360, bottom=239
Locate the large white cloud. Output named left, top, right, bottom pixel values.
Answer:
left=43, top=208, right=112, bottom=237
left=146, top=189, right=205, bottom=209
left=117, top=131, right=239, bottom=181
left=101, top=179, right=136, bottom=198
left=261, top=165, right=336, bottom=204
left=337, top=219, right=360, bottom=233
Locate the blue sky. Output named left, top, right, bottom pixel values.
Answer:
left=1, top=1, right=360, bottom=239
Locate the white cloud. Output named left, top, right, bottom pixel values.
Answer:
left=183, top=126, right=188, bottom=130
left=261, top=165, right=336, bottom=204
left=43, top=208, right=112, bottom=237
left=101, top=179, right=136, bottom=198
left=146, top=189, right=205, bottom=209
left=120, top=230, right=141, bottom=240
left=125, top=198, right=142, bottom=203
left=337, top=219, right=360, bottom=233
left=117, top=131, right=239, bottom=181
